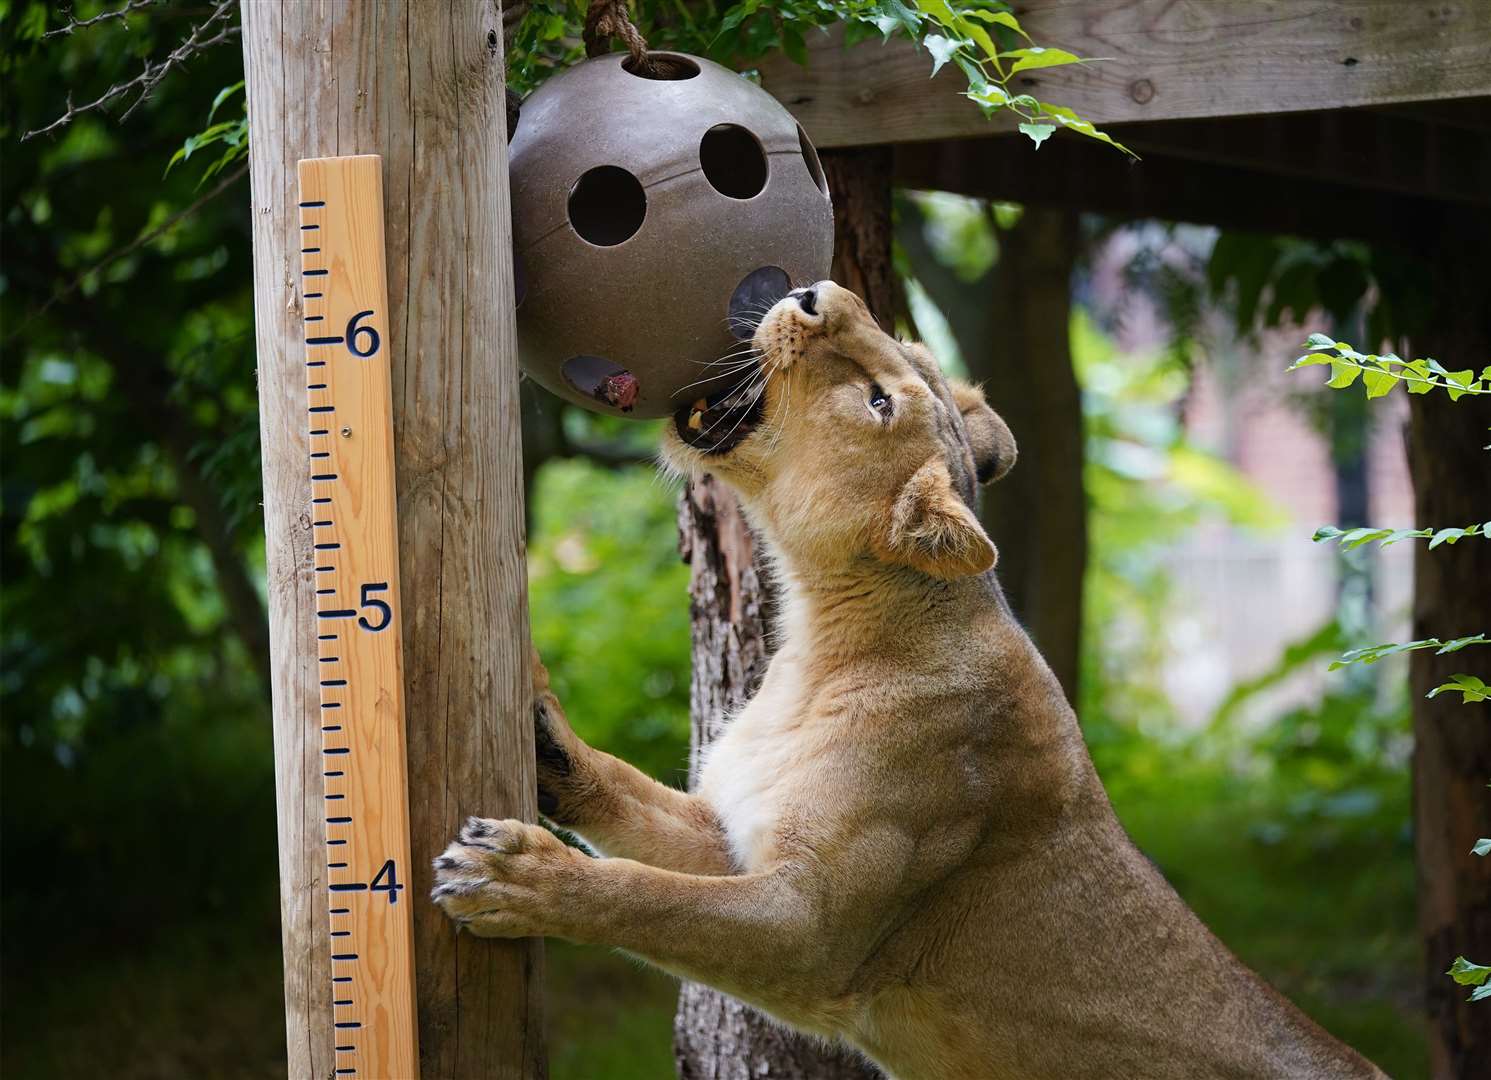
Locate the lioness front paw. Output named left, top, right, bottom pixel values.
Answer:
left=530, top=652, right=593, bottom=823
left=430, top=817, right=575, bottom=938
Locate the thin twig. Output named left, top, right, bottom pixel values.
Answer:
left=7, top=162, right=248, bottom=345
left=43, top=0, right=157, bottom=38
left=24, top=0, right=239, bottom=141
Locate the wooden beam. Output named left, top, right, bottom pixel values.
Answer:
left=241, top=3, right=544, bottom=1077
left=1114, top=106, right=1491, bottom=208
left=762, top=1, right=1491, bottom=149
left=894, top=135, right=1469, bottom=244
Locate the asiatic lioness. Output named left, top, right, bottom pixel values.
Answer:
left=434, top=282, right=1383, bottom=1079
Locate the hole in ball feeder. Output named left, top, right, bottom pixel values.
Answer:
left=621, top=52, right=701, bottom=80
left=700, top=124, right=768, bottom=201
left=797, top=124, right=828, bottom=197
left=562, top=355, right=641, bottom=413
left=568, top=165, right=647, bottom=247
left=728, top=266, right=792, bottom=340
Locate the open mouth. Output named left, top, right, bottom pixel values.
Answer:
left=673, top=367, right=765, bottom=455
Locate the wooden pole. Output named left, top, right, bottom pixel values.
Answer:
left=242, top=3, right=544, bottom=1077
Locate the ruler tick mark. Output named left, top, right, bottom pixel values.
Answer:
left=324, top=747, right=351, bottom=756
left=307, top=335, right=345, bottom=345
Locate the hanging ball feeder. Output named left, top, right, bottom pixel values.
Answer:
left=508, top=50, right=834, bottom=419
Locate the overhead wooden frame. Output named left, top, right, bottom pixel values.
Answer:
left=760, top=0, right=1491, bottom=149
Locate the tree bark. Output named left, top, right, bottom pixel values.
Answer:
left=672, top=149, right=892, bottom=1080
left=823, top=147, right=903, bottom=332
left=242, top=3, right=545, bottom=1078
left=975, top=207, right=1085, bottom=703
left=1409, top=229, right=1491, bottom=1080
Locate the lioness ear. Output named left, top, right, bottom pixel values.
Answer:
left=950, top=380, right=1016, bottom=485
left=877, top=459, right=997, bottom=579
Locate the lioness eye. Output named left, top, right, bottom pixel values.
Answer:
left=869, top=384, right=892, bottom=417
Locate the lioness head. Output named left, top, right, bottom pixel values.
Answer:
left=663, top=281, right=1015, bottom=580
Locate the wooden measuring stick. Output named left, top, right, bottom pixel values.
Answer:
left=298, top=154, right=419, bottom=1080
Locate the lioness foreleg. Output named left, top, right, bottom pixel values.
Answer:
left=533, top=653, right=733, bottom=875
left=434, top=817, right=830, bottom=1007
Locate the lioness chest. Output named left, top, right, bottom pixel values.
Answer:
left=696, top=660, right=818, bottom=871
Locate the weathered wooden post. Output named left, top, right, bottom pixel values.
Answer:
left=242, top=2, right=544, bottom=1076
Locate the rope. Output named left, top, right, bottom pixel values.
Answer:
left=583, top=0, right=654, bottom=75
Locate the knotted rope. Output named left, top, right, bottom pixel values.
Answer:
left=583, top=0, right=655, bottom=77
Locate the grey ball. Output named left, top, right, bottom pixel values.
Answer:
left=509, top=51, right=834, bottom=419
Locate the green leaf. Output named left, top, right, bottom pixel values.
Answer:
left=1019, top=122, right=1056, bottom=148
left=1429, top=527, right=1469, bottom=548
left=1003, top=46, right=1083, bottom=75
left=207, top=81, right=245, bottom=124
left=964, top=10, right=1031, bottom=41
left=923, top=33, right=961, bottom=77
left=1448, top=956, right=1491, bottom=986
left=1326, top=360, right=1361, bottom=389
left=1438, top=635, right=1491, bottom=655
left=1038, top=103, right=1135, bottom=157
left=1473, top=839, right=1491, bottom=856
left=1405, top=358, right=1436, bottom=393
left=1363, top=367, right=1398, bottom=399
left=913, top=0, right=958, bottom=30
left=1472, top=982, right=1491, bottom=1002
left=1305, top=332, right=1336, bottom=349
left=1289, top=352, right=1334, bottom=369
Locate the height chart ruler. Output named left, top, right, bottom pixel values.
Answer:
left=297, top=155, right=419, bottom=1079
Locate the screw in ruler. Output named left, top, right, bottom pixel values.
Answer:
left=297, top=154, right=419, bottom=1080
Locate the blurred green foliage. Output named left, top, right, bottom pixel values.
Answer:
left=529, top=458, right=693, bottom=783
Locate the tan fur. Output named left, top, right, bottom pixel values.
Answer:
left=435, top=283, right=1384, bottom=1078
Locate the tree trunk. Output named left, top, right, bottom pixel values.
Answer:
left=242, top=3, right=545, bottom=1078
left=672, top=149, right=893, bottom=1080
left=823, top=147, right=903, bottom=332
left=975, top=207, right=1085, bottom=703
left=1409, top=235, right=1491, bottom=1079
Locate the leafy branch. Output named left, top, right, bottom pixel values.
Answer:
left=1290, top=334, right=1490, bottom=400
left=1327, top=635, right=1488, bottom=672
left=510, top=0, right=1131, bottom=155
left=1313, top=524, right=1489, bottom=551
left=1327, top=636, right=1489, bottom=704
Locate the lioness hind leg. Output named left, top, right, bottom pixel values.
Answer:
left=531, top=649, right=734, bottom=876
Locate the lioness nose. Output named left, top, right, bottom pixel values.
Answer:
left=790, top=286, right=818, bottom=316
